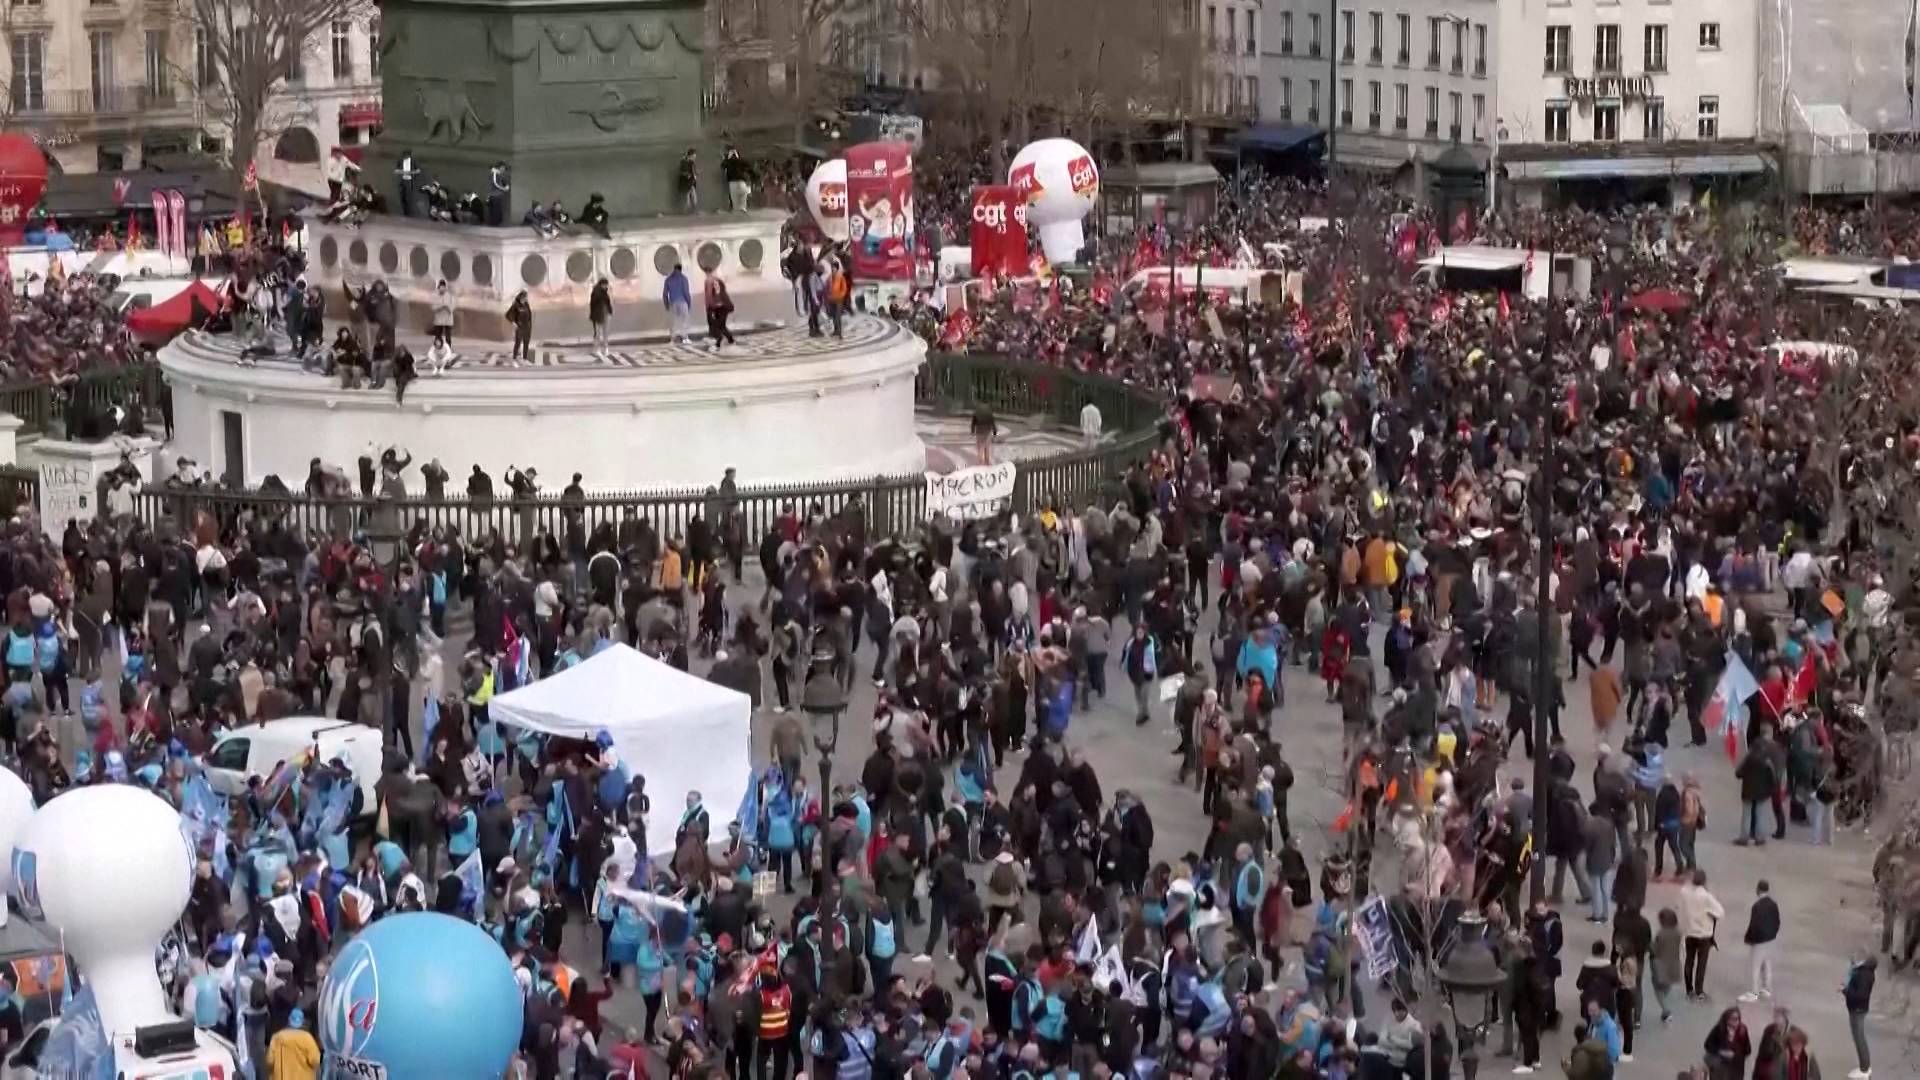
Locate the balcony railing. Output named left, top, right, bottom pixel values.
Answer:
left=1369, top=112, right=1380, bottom=129
left=1397, top=49, right=1410, bottom=65
left=1340, top=109, right=1352, bottom=126
left=1368, top=46, right=1382, bottom=63
left=1426, top=50, right=1440, bottom=68
left=1424, top=120, right=1439, bottom=136
left=17, top=85, right=185, bottom=116
left=1473, top=58, right=1486, bottom=76
left=1281, top=38, right=1293, bottom=53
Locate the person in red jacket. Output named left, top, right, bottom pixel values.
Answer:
left=755, top=966, right=794, bottom=1080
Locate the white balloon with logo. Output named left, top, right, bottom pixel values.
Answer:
left=1009, top=138, right=1101, bottom=265
left=0, top=766, right=31, bottom=927
left=805, top=159, right=850, bottom=242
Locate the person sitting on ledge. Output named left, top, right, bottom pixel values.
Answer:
left=579, top=194, right=611, bottom=239
left=524, top=203, right=560, bottom=241
left=330, top=328, right=367, bottom=388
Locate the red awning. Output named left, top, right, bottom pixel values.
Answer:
left=339, top=103, right=383, bottom=128
left=126, top=281, right=228, bottom=339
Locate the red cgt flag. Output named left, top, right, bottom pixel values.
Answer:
left=1497, top=291, right=1511, bottom=322
left=938, top=307, right=974, bottom=347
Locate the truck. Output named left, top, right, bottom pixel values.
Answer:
left=1413, top=245, right=1593, bottom=300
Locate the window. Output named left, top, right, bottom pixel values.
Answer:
left=1474, top=25, right=1486, bottom=75
left=331, top=19, right=352, bottom=79
left=1424, top=85, right=1439, bottom=135
left=144, top=30, right=167, bottom=98
left=1309, top=14, right=1321, bottom=57
left=1341, top=10, right=1353, bottom=61
left=1369, top=80, right=1382, bottom=128
left=1698, top=22, right=1720, bottom=49
left=1396, top=14, right=1410, bottom=64
left=1473, top=92, right=1486, bottom=139
left=1340, top=77, right=1353, bottom=124
left=289, top=34, right=304, bottom=82
left=1643, top=97, right=1665, bottom=139
left=1545, top=26, right=1571, bottom=73
left=1245, top=75, right=1258, bottom=114
left=1225, top=9, right=1236, bottom=54
left=1245, top=10, right=1255, bottom=54
left=1450, top=21, right=1464, bottom=73
left=9, top=34, right=43, bottom=112
left=89, top=31, right=114, bottom=110
left=1308, top=78, right=1320, bottom=123
left=1449, top=90, right=1462, bottom=138
left=370, top=18, right=381, bottom=76
left=1207, top=5, right=1217, bottom=48
left=1394, top=82, right=1408, bottom=129
left=1427, top=17, right=1441, bottom=67
left=208, top=737, right=251, bottom=772
left=1594, top=102, right=1619, bottom=140
left=1545, top=100, right=1571, bottom=142
left=1697, top=94, right=1719, bottom=137
left=1280, top=76, right=1292, bottom=119
left=1369, top=12, right=1382, bottom=62
left=1594, top=24, right=1620, bottom=73
left=1281, top=11, right=1293, bottom=52
left=194, top=28, right=213, bottom=90
left=1644, top=24, right=1667, bottom=73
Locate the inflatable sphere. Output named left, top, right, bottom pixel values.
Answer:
left=320, top=912, right=524, bottom=1079
left=12, top=785, right=191, bottom=1037
left=805, top=159, right=850, bottom=242
left=0, top=765, right=34, bottom=925
left=1008, top=138, right=1100, bottom=265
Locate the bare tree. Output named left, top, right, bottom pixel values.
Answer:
left=184, top=0, right=367, bottom=192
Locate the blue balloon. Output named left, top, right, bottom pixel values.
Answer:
left=319, top=912, right=523, bottom=1079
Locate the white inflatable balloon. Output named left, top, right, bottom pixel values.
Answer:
left=805, top=159, right=850, bottom=242
left=13, top=786, right=192, bottom=1038
left=0, top=766, right=30, bottom=927
left=1009, top=138, right=1100, bottom=265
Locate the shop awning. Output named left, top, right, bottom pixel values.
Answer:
left=1507, top=152, right=1769, bottom=181
left=338, top=102, right=382, bottom=128
left=1231, top=123, right=1324, bottom=153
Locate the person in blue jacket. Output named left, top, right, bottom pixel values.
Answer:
left=1230, top=842, right=1267, bottom=942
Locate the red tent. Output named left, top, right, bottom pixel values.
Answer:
left=125, top=281, right=227, bottom=339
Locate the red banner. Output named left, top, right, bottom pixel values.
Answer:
left=845, top=141, right=916, bottom=281
left=969, top=185, right=1027, bottom=279
left=151, top=191, right=171, bottom=260
left=167, top=190, right=187, bottom=261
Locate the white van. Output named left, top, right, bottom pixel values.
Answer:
left=203, top=717, right=386, bottom=820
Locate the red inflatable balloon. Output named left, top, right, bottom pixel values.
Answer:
left=0, top=135, right=47, bottom=244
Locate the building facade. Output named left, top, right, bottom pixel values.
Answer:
left=1257, top=0, right=1497, bottom=176
left=0, top=2, right=378, bottom=191
left=1492, top=0, right=1766, bottom=207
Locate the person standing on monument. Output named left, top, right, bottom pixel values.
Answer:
left=704, top=270, right=736, bottom=352
left=394, top=149, right=420, bottom=218
left=663, top=263, right=693, bottom=345
left=506, top=289, right=533, bottom=365
left=487, top=161, right=511, bottom=227
left=589, top=278, right=613, bottom=358
left=678, top=149, right=699, bottom=213
left=723, top=146, right=752, bottom=212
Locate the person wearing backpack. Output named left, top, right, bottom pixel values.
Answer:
left=867, top=906, right=899, bottom=1005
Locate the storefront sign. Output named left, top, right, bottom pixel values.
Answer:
left=1562, top=74, right=1655, bottom=103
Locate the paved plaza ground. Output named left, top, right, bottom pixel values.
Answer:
left=467, top=580, right=1912, bottom=1078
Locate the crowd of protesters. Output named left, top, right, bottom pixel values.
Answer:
left=0, top=157, right=1913, bottom=1080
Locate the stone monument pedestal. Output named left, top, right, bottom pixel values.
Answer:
left=305, top=210, right=793, bottom=339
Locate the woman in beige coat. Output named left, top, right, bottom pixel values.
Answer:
left=1589, top=663, right=1623, bottom=740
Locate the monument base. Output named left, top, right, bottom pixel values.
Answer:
left=157, top=317, right=927, bottom=490
left=304, top=210, right=792, bottom=340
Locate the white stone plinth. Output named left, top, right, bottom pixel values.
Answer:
left=27, top=435, right=161, bottom=539
left=303, top=210, right=792, bottom=338
left=157, top=316, right=927, bottom=491
left=0, top=413, right=23, bottom=466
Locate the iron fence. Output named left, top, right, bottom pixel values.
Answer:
left=125, top=353, right=1163, bottom=541
left=0, top=364, right=170, bottom=438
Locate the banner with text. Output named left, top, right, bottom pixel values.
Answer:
left=926, top=461, right=1016, bottom=521
left=970, top=186, right=1029, bottom=278
left=846, top=141, right=917, bottom=281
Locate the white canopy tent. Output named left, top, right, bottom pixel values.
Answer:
left=488, top=643, right=752, bottom=861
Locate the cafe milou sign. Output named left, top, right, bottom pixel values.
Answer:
left=1562, top=74, right=1657, bottom=112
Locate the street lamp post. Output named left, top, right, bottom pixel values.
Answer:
left=799, top=640, right=848, bottom=796
left=1438, top=913, right=1508, bottom=1080
left=366, top=496, right=409, bottom=754
left=1528, top=246, right=1558, bottom=903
